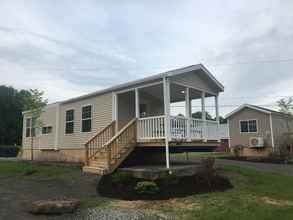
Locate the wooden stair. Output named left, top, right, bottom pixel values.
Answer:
left=83, top=118, right=137, bottom=175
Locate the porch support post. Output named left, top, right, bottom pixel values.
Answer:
left=215, top=95, right=219, bottom=124
left=163, top=77, right=170, bottom=169
left=135, top=88, right=139, bottom=118
left=215, top=94, right=220, bottom=141
left=201, top=91, right=207, bottom=141
left=185, top=87, right=191, bottom=141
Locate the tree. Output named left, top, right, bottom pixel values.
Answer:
left=22, top=89, right=48, bottom=160
left=277, top=97, right=293, bottom=133
left=192, top=111, right=214, bottom=120
left=277, top=97, right=293, bottom=115
left=0, top=86, right=27, bottom=145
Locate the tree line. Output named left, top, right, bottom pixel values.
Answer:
left=0, top=85, right=46, bottom=146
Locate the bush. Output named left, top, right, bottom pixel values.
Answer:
left=232, top=145, right=244, bottom=158
left=0, top=145, right=20, bottom=157
left=109, top=172, right=132, bottom=185
left=134, top=181, right=160, bottom=195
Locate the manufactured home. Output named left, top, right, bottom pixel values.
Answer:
left=20, top=64, right=225, bottom=174
left=226, top=104, right=293, bottom=157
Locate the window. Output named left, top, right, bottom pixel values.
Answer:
left=42, top=126, right=52, bottom=134
left=65, top=110, right=74, bottom=134
left=240, top=120, right=257, bottom=133
left=26, top=118, right=31, bottom=137
left=82, top=105, right=92, bottom=132
left=25, top=117, right=36, bottom=137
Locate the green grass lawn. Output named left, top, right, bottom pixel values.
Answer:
left=0, top=161, right=293, bottom=220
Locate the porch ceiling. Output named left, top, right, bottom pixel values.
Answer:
left=140, top=83, right=214, bottom=103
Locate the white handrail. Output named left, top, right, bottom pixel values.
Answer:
left=137, top=116, right=225, bottom=141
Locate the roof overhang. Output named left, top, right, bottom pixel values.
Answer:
left=225, top=104, right=272, bottom=119
left=61, top=64, right=224, bottom=104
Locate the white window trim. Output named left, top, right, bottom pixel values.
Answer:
left=239, top=119, right=258, bottom=134
left=65, top=109, right=75, bottom=135
left=81, top=104, right=93, bottom=133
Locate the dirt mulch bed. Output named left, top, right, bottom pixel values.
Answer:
left=97, top=173, right=233, bottom=200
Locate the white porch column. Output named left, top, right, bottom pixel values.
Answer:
left=201, top=91, right=207, bottom=141
left=185, top=87, right=191, bottom=141
left=163, top=77, right=170, bottom=169
left=215, top=95, right=219, bottom=124
left=135, top=88, right=140, bottom=118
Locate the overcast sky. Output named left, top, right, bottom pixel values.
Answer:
left=1, top=0, right=293, bottom=116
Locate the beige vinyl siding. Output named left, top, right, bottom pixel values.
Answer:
left=22, top=104, right=58, bottom=149
left=271, top=113, right=293, bottom=147
left=58, top=92, right=112, bottom=149
left=228, top=108, right=272, bottom=147
left=171, top=70, right=219, bottom=94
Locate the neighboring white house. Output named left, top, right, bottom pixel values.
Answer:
left=21, top=64, right=225, bottom=174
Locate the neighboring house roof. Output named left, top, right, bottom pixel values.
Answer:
left=61, top=64, right=224, bottom=104
left=225, top=104, right=293, bottom=118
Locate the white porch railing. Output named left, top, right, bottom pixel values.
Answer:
left=137, top=115, right=227, bottom=141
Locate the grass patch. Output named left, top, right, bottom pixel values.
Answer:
left=173, top=152, right=231, bottom=159
left=109, top=165, right=293, bottom=220
left=0, top=161, right=81, bottom=179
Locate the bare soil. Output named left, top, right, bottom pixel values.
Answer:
left=0, top=164, right=99, bottom=220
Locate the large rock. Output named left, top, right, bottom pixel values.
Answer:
left=29, top=200, right=80, bottom=215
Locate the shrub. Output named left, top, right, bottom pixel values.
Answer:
left=0, top=145, right=20, bottom=157
left=110, top=172, right=132, bottom=185
left=134, top=181, right=160, bottom=195
left=232, top=145, right=244, bottom=158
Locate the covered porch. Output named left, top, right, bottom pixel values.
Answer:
left=113, top=77, right=221, bottom=144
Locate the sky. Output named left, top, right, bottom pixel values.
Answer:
left=1, top=0, right=293, bottom=116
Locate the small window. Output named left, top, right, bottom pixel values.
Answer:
left=42, top=126, right=52, bottom=134
left=240, top=120, right=257, bottom=133
left=65, top=110, right=74, bottom=134
left=82, top=105, right=92, bottom=132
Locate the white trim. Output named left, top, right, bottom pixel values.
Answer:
left=269, top=113, right=275, bottom=150
left=239, top=119, right=258, bottom=134
left=163, top=77, right=170, bottom=169
left=80, top=104, right=93, bottom=133
left=226, top=104, right=271, bottom=118
left=114, top=81, right=163, bottom=94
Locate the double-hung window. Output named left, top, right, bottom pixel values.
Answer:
left=65, top=110, right=74, bottom=134
left=82, top=105, right=92, bottom=132
left=26, top=118, right=32, bottom=137
left=240, top=120, right=257, bottom=133
left=26, top=117, right=36, bottom=137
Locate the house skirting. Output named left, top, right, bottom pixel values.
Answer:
left=239, top=146, right=273, bottom=157
left=19, top=148, right=85, bottom=163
